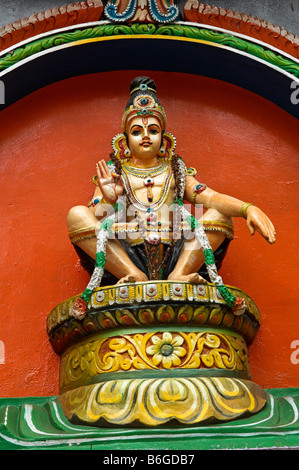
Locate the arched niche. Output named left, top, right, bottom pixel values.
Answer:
left=0, top=18, right=298, bottom=396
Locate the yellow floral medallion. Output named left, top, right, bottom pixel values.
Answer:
left=146, top=332, right=186, bottom=368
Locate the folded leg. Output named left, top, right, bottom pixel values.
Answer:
left=67, top=205, right=148, bottom=283
left=167, top=208, right=234, bottom=283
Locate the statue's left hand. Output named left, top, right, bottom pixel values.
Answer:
left=96, top=159, right=123, bottom=204
left=246, top=206, right=276, bottom=244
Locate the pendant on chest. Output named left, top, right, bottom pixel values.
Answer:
left=144, top=176, right=154, bottom=203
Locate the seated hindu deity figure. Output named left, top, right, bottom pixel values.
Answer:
left=67, top=76, right=276, bottom=318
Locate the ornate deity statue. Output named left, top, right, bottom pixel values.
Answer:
left=67, top=76, right=276, bottom=319
left=47, top=76, right=277, bottom=427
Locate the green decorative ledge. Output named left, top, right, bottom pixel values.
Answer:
left=0, top=388, right=298, bottom=450
left=1, top=23, right=298, bottom=78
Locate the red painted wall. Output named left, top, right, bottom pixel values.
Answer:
left=0, top=70, right=298, bottom=397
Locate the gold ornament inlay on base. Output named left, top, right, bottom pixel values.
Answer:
left=48, top=281, right=267, bottom=427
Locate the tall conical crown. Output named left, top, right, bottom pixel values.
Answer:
left=122, top=76, right=167, bottom=131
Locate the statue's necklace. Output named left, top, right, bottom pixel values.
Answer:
left=121, top=162, right=172, bottom=209
left=122, top=162, right=168, bottom=178
left=123, top=162, right=169, bottom=203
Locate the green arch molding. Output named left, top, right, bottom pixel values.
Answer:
left=0, top=21, right=299, bottom=118
left=1, top=22, right=298, bottom=73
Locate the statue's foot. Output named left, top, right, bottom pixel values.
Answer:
left=116, top=273, right=148, bottom=285
left=167, top=272, right=207, bottom=284
left=116, top=275, right=137, bottom=285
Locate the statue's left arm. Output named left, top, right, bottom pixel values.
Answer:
left=185, top=175, right=276, bottom=244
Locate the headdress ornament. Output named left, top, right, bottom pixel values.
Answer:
left=122, top=78, right=167, bottom=132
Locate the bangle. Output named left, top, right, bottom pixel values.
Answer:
left=240, top=202, right=254, bottom=218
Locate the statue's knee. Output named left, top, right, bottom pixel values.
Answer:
left=201, top=208, right=234, bottom=242
left=203, top=208, right=233, bottom=228
left=67, top=205, right=92, bottom=231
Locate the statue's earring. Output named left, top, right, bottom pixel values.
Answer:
left=112, top=133, right=131, bottom=160
left=158, top=138, right=167, bottom=157
left=122, top=133, right=131, bottom=158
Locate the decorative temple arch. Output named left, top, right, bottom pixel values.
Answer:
left=0, top=1, right=298, bottom=118
left=1, top=1, right=299, bottom=58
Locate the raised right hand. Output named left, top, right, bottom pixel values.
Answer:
left=96, top=159, right=123, bottom=204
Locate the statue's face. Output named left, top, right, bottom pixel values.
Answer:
left=127, top=115, right=162, bottom=161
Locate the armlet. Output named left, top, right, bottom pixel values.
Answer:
left=186, top=167, right=197, bottom=176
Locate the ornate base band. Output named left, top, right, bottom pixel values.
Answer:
left=58, top=376, right=267, bottom=427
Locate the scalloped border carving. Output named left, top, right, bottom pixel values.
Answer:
left=1, top=1, right=298, bottom=58
left=0, top=1, right=103, bottom=52
left=184, top=1, right=299, bottom=59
